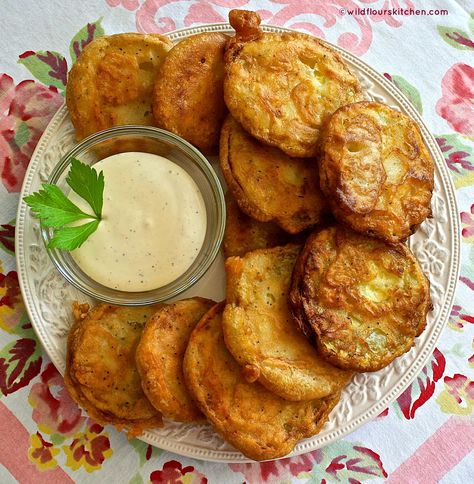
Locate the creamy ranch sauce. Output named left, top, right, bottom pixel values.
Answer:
left=70, top=152, right=207, bottom=291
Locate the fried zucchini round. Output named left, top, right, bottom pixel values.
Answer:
left=220, top=116, right=327, bottom=233
left=223, top=192, right=294, bottom=258
left=289, top=226, right=432, bottom=372
left=184, top=303, right=340, bottom=461
left=223, top=244, right=352, bottom=401
left=67, top=33, right=172, bottom=140
left=320, top=102, right=434, bottom=243
left=135, top=298, right=215, bottom=422
left=153, top=32, right=228, bottom=154
left=224, top=10, right=363, bottom=158
left=65, top=303, right=163, bottom=437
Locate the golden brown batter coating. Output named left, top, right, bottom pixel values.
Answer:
left=135, top=298, right=215, bottom=422
left=67, top=33, right=172, bottom=140
left=220, top=116, right=328, bottom=234
left=320, top=102, right=434, bottom=243
left=65, top=303, right=163, bottom=437
left=224, top=10, right=363, bottom=158
left=289, top=226, right=432, bottom=372
left=223, top=245, right=352, bottom=401
left=223, top=193, right=295, bottom=258
left=153, top=32, right=228, bottom=154
left=183, top=303, right=341, bottom=461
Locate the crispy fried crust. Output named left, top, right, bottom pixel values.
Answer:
left=65, top=303, right=163, bottom=437
left=320, top=102, right=434, bottom=243
left=135, top=298, right=215, bottom=422
left=223, top=245, right=352, bottom=401
left=289, top=226, right=432, bottom=372
left=183, top=303, right=341, bottom=461
left=153, top=32, right=229, bottom=154
left=220, top=116, right=328, bottom=233
left=223, top=193, right=295, bottom=258
left=224, top=10, right=363, bottom=158
left=66, top=33, right=172, bottom=140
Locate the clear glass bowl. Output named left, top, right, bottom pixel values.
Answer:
left=42, top=125, right=225, bottom=305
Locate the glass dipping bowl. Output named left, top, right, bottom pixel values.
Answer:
left=42, top=125, right=226, bottom=305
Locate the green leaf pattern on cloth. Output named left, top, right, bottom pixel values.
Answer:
left=437, top=12, right=474, bottom=50
left=18, top=51, right=68, bottom=93
left=437, top=134, right=474, bottom=189
left=130, top=438, right=162, bottom=467
left=129, top=473, right=145, bottom=484
left=17, top=18, right=105, bottom=95
left=0, top=337, right=42, bottom=397
left=297, top=442, right=388, bottom=482
left=69, top=18, right=104, bottom=62
left=0, top=220, right=15, bottom=256
left=391, top=75, right=423, bottom=114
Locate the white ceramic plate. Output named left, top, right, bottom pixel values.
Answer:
left=16, top=24, right=460, bottom=463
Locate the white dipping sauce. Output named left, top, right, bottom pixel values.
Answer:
left=70, top=152, right=207, bottom=291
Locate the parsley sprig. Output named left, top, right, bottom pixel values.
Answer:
left=24, top=158, right=105, bottom=251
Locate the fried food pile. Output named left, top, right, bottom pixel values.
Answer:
left=64, top=8, right=435, bottom=461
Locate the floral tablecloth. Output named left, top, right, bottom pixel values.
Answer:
left=1, top=1, right=473, bottom=483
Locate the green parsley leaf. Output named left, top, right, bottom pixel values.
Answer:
left=66, top=158, right=104, bottom=218
left=24, top=184, right=96, bottom=228
left=47, top=220, right=100, bottom=250
left=23, top=158, right=105, bottom=251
